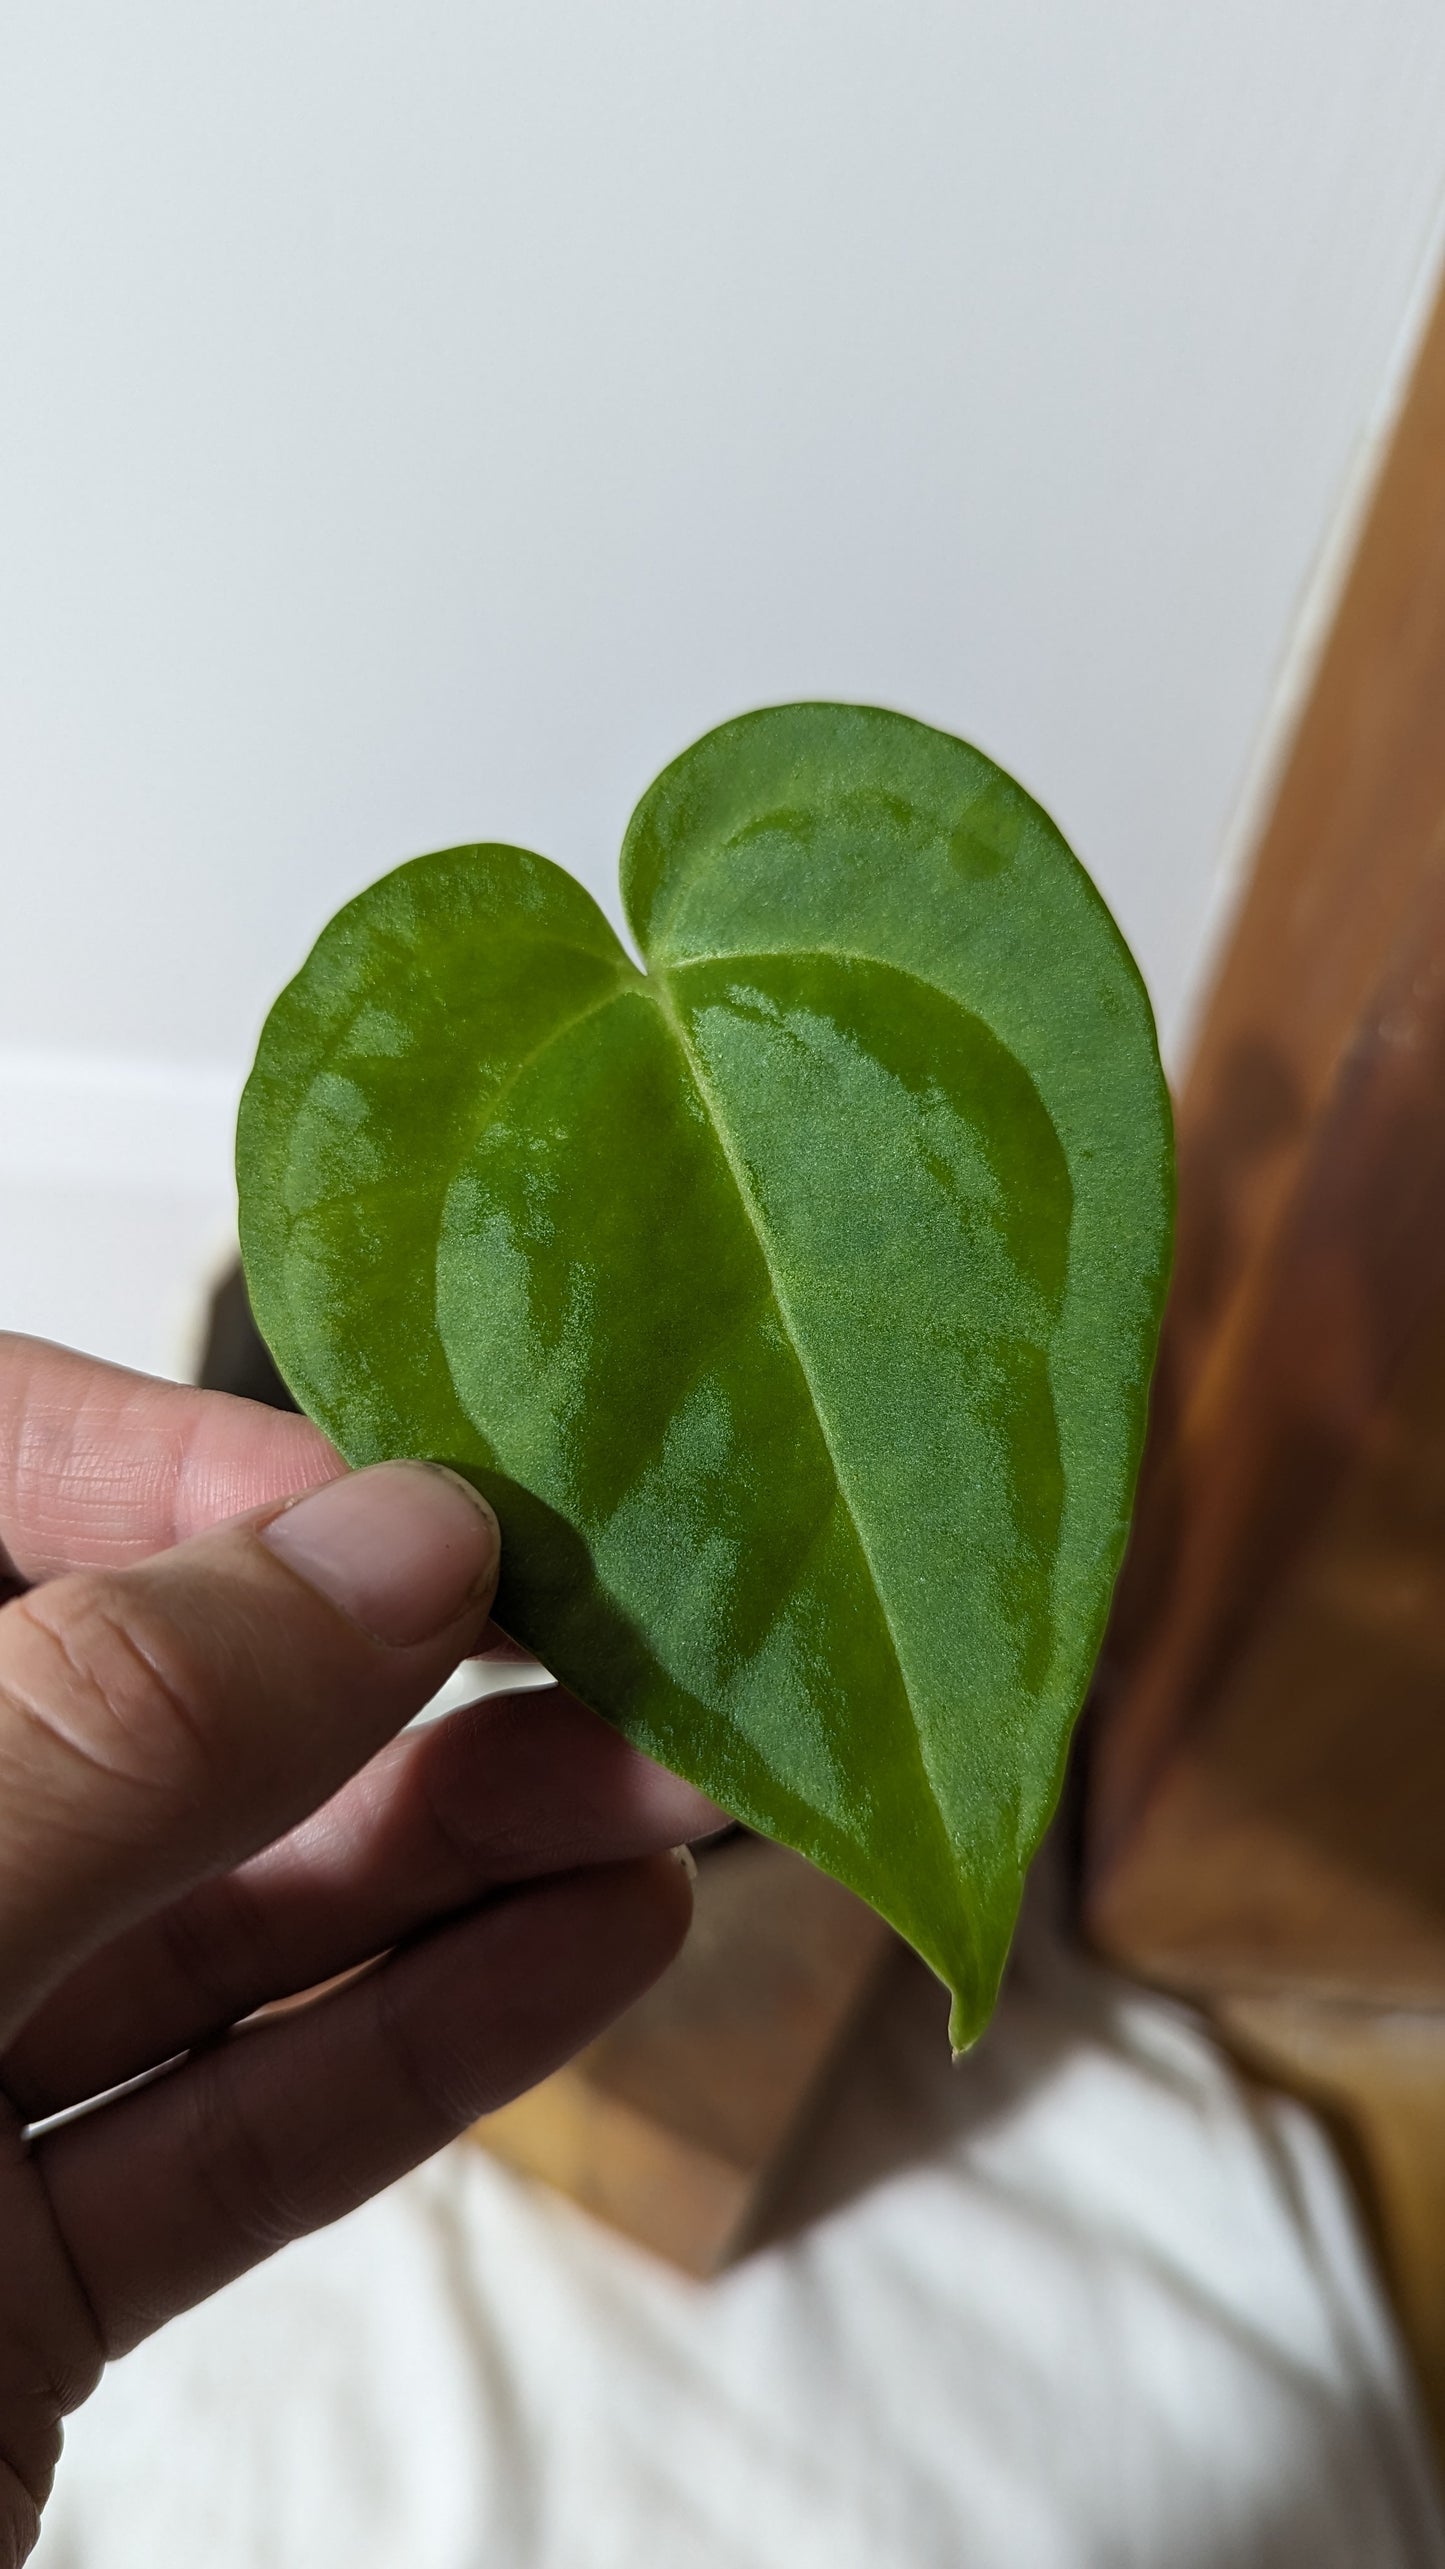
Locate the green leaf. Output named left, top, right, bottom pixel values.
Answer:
left=238, top=704, right=1172, bottom=2046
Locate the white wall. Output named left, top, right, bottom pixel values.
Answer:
left=3, top=1, right=1444, bottom=1374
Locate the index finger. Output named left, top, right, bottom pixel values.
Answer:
left=0, top=1333, right=344, bottom=1583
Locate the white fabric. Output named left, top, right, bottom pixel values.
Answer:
left=33, top=1883, right=1445, bottom=2568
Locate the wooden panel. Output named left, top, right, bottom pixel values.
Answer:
left=1089, top=266, right=1445, bottom=1871
left=1091, top=1287, right=1445, bottom=2002
left=473, top=1832, right=894, bottom=2275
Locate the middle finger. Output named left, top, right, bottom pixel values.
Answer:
left=3, top=1683, right=726, bottom=2120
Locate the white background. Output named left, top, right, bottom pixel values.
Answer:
left=3, top=0, right=1445, bottom=1372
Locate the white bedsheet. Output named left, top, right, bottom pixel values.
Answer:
left=32, top=1879, right=1445, bottom=2568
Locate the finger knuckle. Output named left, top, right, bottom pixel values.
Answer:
left=155, top=1871, right=283, bottom=2034
left=370, top=1959, right=482, bottom=2136
left=0, top=1580, right=218, bottom=1811
left=181, top=2047, right=315, bottom=2256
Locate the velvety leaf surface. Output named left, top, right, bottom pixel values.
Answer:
left=239, top=705, right=1173, bottom=2044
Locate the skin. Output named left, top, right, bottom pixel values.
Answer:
left=0, top=1333, right=724, bottom=2567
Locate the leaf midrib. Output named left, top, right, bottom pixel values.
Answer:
left=648, top=969, right=958, bottom=1888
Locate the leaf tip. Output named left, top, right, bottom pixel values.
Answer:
left=947, top=1994, right=983, bottom=2057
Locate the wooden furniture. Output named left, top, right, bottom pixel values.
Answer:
left=1084, top=264, right=1445, bottom=2443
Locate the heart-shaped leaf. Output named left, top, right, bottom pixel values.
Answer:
left=239, top=704, right=1172, bottom=2045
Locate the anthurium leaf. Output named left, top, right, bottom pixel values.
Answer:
left=238, top=704, right=1172, bottom=2046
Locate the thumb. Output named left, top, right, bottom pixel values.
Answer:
left=0, top=1461, right=499, bottom=2045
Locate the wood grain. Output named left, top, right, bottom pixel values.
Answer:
left=1091, top=1279, right=1445, bottom=2001
left=1089, top=266, right=1445, bottom=1868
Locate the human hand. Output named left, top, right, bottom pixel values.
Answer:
left=0, top=1335, right=721, bottom=2565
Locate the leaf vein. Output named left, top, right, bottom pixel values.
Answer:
left=648, top=974, right=956, bottom=1870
